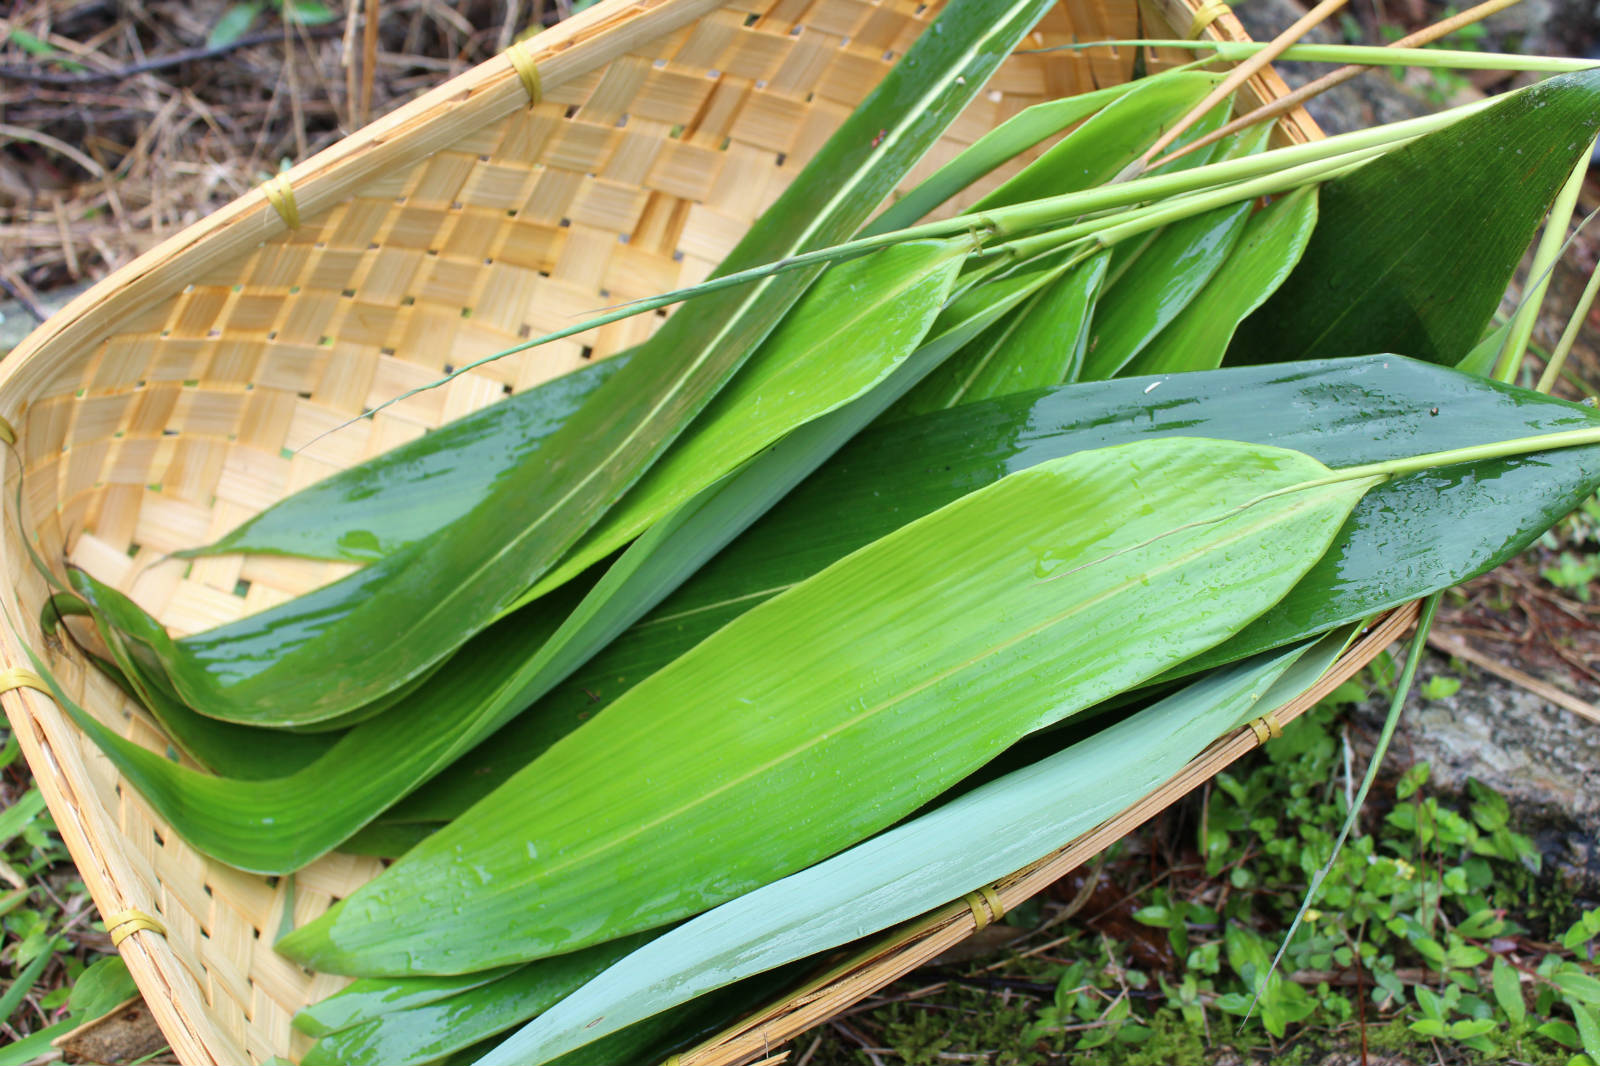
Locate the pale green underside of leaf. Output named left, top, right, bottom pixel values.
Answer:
left=478, top=631, right=1350, bottom=1065
left=278, top=437, right=1372, bottom=976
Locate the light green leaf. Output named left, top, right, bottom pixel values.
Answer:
left=183, top=357, right=626, bottom=563
left=518, top=239, right=967, bottom=602
left=1493, top=958, right=1526, bottom=1025
left=1078, top=127, right=1273, bottom=380
left=300, top=936, right=646, bottom=1065
left=279, top=436, right=1376, bottom=975
left=1121, top=186, right=1319, bottom=377
left=972, top=72, right=1220, bottom=210
left=207, top=3, right=261, bottom=48
left=0, top=789, right=45, bottom=848
left=478, top=634, right=1348, bottom=1065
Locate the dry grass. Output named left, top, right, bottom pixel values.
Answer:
left=0, top=0, right=569, bottom=313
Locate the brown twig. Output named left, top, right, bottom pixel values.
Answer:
left=1149, top=0, right=1525, bottom=170
left=1428, top=629, right=1600, bottom=724
left=1133, top=0, right=1350, bottom=174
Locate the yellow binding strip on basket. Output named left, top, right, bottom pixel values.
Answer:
left=962, top=884, right=1006, bottom=930
left=1247, top=714, right=1284, bottom=746
left=104, top=908, right=167, bottom=948
left=1186, top=0, right=1232, bottom=38
left=261, top=174, right=300, bottom=230
left=507, top=40, right=543, bottom=105
left=0, top=415, right=16, bottom=446
left=0, top=668, right=50, bottom=697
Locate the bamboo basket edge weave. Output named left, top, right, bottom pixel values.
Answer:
left=0, top=1, right=1348, bottom=1061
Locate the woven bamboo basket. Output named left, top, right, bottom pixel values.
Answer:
left=0, top=0, right=1363, bottom=1061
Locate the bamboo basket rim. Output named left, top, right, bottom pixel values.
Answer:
left=0, top=0, right=1351, bottom=1061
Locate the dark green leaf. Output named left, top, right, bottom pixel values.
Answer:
left=1122, top=186, right=1318, bottom=376
left=1229, top=69, right=1600, bottom=367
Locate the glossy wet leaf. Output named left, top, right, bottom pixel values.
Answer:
left=481, top=634, right=1347, bottom=1065
left=101, top=0, right=1056, bottom=729
left=898, top=250, right=1109, bottom=409
left=28, top=577, right=590, bottom=872
left=299, top=935, right=647, bottom=1066
left=395, top=357, right=1600, bottom=825
left=75, top=586, right=335, bottom=777
left=1229, top=67, right=1600, bottom=367
left=47, top=250, right=1020, bottom=872
left=278, top=436, right=1373, bottom=975
left=294, top=967, right=519, bottom=1039
left=61, top=359, right=1600, bottom=872
left=972, top=72, right=1220, bottom=210
left=183, top=356, right=627, bottom=563
left=516, top=238, right=967, bottom=602
left=1077, top=129, right=1269, bottom=380
left=1122, top=186, right=1319, bottom=377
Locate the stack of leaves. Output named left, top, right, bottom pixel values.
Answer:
left=27, top=1, right=1600, bottom=1061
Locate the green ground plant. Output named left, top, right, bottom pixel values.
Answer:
left=788, top=687, right=1600, bottom=1066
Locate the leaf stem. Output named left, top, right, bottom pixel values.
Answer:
left=1250, top=593, right=1443, bottom=1022
left=1060, top=39, right=1598, bottom=74
left=1329, top=424, right=1600, bottom=485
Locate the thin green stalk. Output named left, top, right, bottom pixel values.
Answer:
left=310, top=94, right=1490, bottom=444
left=1327, top=424, right=1600, bottom=484
left=1248, top=593, right=1442, bottom=1024
left=1495, top=146, right=1591, bottom=383
left=994, top=140, right=1395, bottom=262
left=1053, top=39, right=1598, bottom=74
left=1537, top=163, right=1600, bottom=392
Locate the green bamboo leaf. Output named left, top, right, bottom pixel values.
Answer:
left=1228, top=67, right=1600, bottom=366
left=893, top=250, right=1109, bottom=411
left=1077, top=128, right=1272, bottom=381
left=74, top=591, right=336, bottom=776
left=182, top=356, right=627, bottom=563
left=1458, top=321, right=1511, bottom=378
left=19, top=576, right=590, bottom=872
left=1122, top=186, right=1319, bottom=377
left=970, top=250, right=1110, bottom=394
left=57, top=362, right=1600, bottom=874
left=44, top=241, right=1003, bottom=872
left=514, top=239, right=967, bottom=602
left=300, top=936, right=647, bottom=1066
left=394, top=358, right=1600, bottom=826
left=100, top=221, right=961, bottom=734
left=866, top=85, right=1141, bottom=235
left=480, top=633, right=1348, bottom=1065
left=972, top=72, right=1220, bottom=210
left=98, top=0, right=1056, bottom=730
left=278, top=436, right=1375, bottom=975
left=293, top=969, right=519, bottom=1040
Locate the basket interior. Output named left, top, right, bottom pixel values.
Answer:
left=0, top=0, right=1304, bottom=1060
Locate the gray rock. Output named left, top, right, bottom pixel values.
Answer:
left=1356, top=657, right=1600, bottom=896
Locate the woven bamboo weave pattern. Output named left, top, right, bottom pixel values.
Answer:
left=0, top=0, right=1316, bottom=1061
